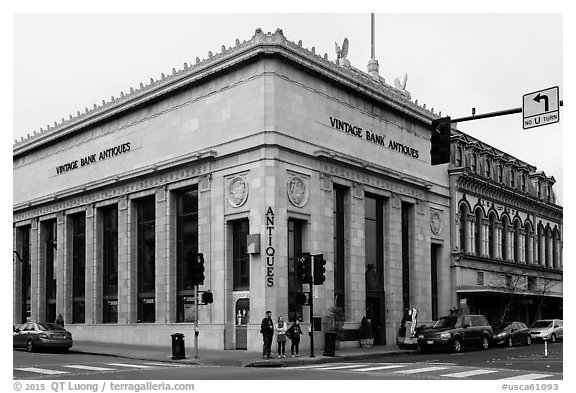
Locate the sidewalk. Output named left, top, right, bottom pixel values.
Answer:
left=70, top=340, right=416, bottom=368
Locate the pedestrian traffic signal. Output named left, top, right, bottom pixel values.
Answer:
left=313, top=254, right=326, bottom=285
left=191, top=252, right=205, bottom=285
left=296, top=291, right=307, bottom=305
left=296, top=252, right=311, bottom=283
left=201, top=290, right=213, bottom=304
left=430, top=116, right=452, bottom=166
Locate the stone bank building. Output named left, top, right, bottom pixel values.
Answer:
left=13, top=28, right=562, bottom=351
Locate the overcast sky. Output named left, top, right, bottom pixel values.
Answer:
left=11, top=11, right=565, bottom=203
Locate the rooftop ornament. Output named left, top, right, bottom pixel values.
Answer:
left=335, top=38, right=350, bottom=67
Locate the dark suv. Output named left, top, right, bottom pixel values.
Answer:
left=417, top=315, right=493, bottom=353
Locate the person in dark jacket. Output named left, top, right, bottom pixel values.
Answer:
left=287, top=319, right=303, bottom=357
left=260, top=311, right=274, bottom=359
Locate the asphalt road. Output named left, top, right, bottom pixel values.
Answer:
left=13, top=342, right=562, bottom=381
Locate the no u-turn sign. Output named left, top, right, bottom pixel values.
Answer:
left=523, top=86, right=560, bottom=129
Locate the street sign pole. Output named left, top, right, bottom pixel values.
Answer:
left=309, top=279, right=315, bottom=358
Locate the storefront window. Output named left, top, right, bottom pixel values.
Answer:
left=176, top=187, right=198, bottom=322
left=288, top=219, right=303, bottom=322
left=401, top=202, right=412, bottom=310
left=102, top=206, right=118, bottom=323
left=333, top=186, right=346, bottom=312
left=232, top=220, right=249, bottom=291
left=137, top=197, right=155, bottom=323
left=71, top=213, right=86, bottom=323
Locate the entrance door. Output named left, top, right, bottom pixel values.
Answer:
left=366, top=296, right=385, bottom=345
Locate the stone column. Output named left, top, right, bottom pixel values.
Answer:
left=56, top=212, right=67, bottom=324
left=155, top=186, right=169, bottom=323
left=33, top=219, right=45, bottom=323
left=85, top=205, right=96, bottom=324
left=117, top=196, right=133, bottom=324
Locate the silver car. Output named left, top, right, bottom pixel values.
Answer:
left=529, top=319, right=563, bottom=343
left=13, top=322, right=73, bottom=352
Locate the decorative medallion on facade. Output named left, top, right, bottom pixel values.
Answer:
left=430, top=209, right=443, bottom=235
left=287, top=175, right=309, bottom=208
left=228, top=176, right=249, bottom=208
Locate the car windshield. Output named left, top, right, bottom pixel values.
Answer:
left=433, top=316, right=460, bottom=328
left=531, top=321, right=552, bottom=328
left=37, top=323, right=65, bottom=331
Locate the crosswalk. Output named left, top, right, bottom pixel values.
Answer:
left=287, top=362, right=560, bottom=380
left=14, top=361, right=190, bottom=379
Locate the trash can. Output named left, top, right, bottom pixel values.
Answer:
left=171, top=333, right=186, bottom=360
left=323, top=332, right=337, bottom=357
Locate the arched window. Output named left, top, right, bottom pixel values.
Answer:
left=552, top=228, right=560, bottom=269
left=459, top=204, right=468, bottom=252
left=474, top=208, right=483, bottom=255
left=524, top=221, right=533, bottom=264
left=545, top=226, right=552, bottom=267
left=513, top=219, right=522, bottom=263
left=488, top=212, right=497, bottom=259
left=537, top=224, right=545, bottom=265
left=502, top=215, right=510, bottom=261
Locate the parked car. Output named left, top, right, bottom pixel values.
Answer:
left=491, top=321, right=531, bottom=347
left=13, top=322, right=73, bottom=352
left=529, top=319, right=563, bottom=343
left=417, top=314, right=493, bottom=353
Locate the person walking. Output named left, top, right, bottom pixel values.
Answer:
left=275, top=316, right=288, bottom=358
left=287, top=319, right=303, bottom=357
left=260, top=311, right=274, bottom=359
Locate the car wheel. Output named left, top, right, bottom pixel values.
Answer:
left=452, top=338, right=461, bottom=353
left=550, top=334, right=556, bottom=343
left=481, top=335, right=489, bottom=350
left=507, top=337, right=513, bottom=347
left=526, top=335, right=532, bottom=346
left=26, top=339, right=35, bottom=353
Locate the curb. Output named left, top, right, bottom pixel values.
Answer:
left=69, top=348, right=200, bottom=366
left=244, top=349, right=417, bottom=367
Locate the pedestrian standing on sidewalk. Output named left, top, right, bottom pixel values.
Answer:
left=287, top=319, right=302, bottom=357
left=260, top=311, right=274, bottom=359
left=275, top=316, right=288, bottom=358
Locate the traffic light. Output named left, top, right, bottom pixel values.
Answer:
left=296, top=252, right=311, bottom=283
left=191, top=252, right=205, bottom=285
left=201, top=290, right=213, bottom=304
left=296, top=291, right=307, bottom=305
left=430, top=116, right=452, bottom=166
left=313, top=254, right=326, bottom=285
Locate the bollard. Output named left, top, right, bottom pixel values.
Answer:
left=544, top=338, right=548, bottom=358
